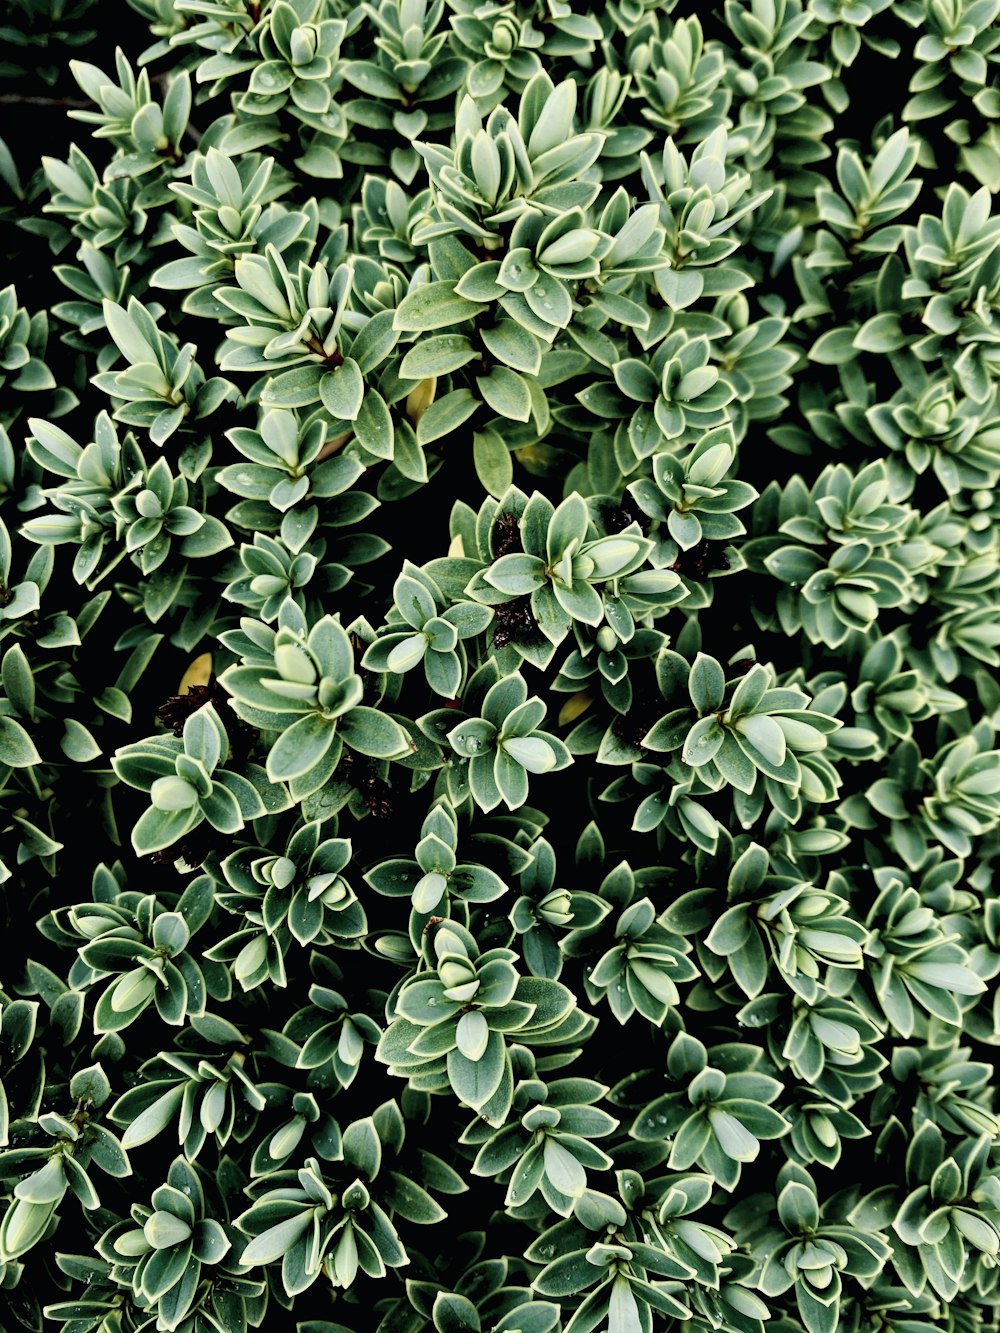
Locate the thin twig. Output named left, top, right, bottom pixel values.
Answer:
left=0, top=95, right=90, bottom=107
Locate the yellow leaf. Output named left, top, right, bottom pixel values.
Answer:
left=178, top=653, right=213, bottom=694
left=559, top=691, right=594, bottom=727
left=406, top=376, right=437, bottom=424
left=447, top=534, right=465, bottom=558
left=515, top=444, right=546, bottom=468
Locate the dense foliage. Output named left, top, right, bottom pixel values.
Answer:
left=1, top=0, right=999, bottom=1331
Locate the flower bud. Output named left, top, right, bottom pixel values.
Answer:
left=503, top=736, right=556, bottom=773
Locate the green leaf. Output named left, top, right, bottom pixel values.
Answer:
left=710, top=1108, right=759, bottom=1161
left=260, top=365, right=325, bottom=408
left=447, top=1029, right=506, bottom=1109
left=432, top=1293, right=481, bottom=1333
left=0, top=716, right=41, bottom=768
left=349, top=310, right=399, bottom=374
left=688, top=654, right=725, bottom=713
left=240, top=1212, right=313, bottom=1266
left=400, top=335, right=477, bottom=378
left=130, top=803, right=200, bottom=857
left=417, top=390, right=479, bottom=445
left=543, top=1137, right=586, bottom=1197
left=478, top=367, right=532, bottom=422
left=2, top=644, right=34, bottom=716
left=682, top=715, right=724, bottom=767
left=481, top=321, right=542, bottom=375
left=394, top=282, right=480, bottom=332
left=809, top=326, right=859, bottom=365
left=473, top=429, right=513, bottom=498
left=339, top=707, right=412, bottom=759
left=265, top=713, right=336, bottom=782
left=320, top=359, right=365, bottom=422
left=354, top=389, right=394, bottom=459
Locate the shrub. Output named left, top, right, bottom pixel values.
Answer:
left=0, top=2, right=998, bottom=1332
